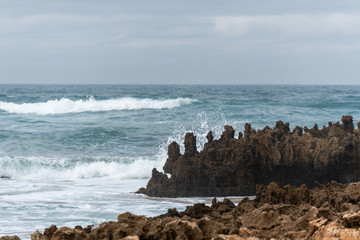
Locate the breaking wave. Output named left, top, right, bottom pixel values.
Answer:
left=0, top=155, right=166, bottom=180
left=0, top=97, right=196, bottom=115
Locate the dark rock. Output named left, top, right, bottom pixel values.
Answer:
left=83, top=225, right=92, bottom=234
left=342, top=115, right=354, bottom=132
left=140, top=116, right=360, bottom=197
left=43, top=225, right=57, bottom=239
left=206, top=131, right=214, bottom=143
left=184, top=132, right=197, bottom=157
left=163, top=142, right=180, bottom=174
left=183, top=203, right=212, bottom=219
left=220, top=125, right=235, bottom=141
left=140, top=168, right=169, bottom=197
left=166, top=208, right=180, bottom=218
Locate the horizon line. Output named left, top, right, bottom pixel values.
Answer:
left=0, top=83, right=359, bottom=86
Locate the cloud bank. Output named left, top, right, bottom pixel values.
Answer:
left=1, top=0, right=360, bottom=84
left=214, top=14, right=360, bottom=38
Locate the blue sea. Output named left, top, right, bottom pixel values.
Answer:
left=0, top=84, right=359, bottom=239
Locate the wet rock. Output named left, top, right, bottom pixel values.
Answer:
left=220, top=125, right=235, bottom=141
left=140, top=116, right=360, bottom=197
left=184, top=132, right=197, bottom=157
left=207, top=131, right=214, bottom=143
left=163, top=142, right=180, bottom=174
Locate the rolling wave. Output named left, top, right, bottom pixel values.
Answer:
left=0, top=97, right=196, bottom=115
left=0, top=155, right=165, bottom=180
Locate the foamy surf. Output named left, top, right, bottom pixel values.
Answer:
left=0, top=155, right=165, bottom=180
left=0, top=97, right=197, bottom=115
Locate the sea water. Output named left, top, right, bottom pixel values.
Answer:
left=0, top=84, right=359, bottom=239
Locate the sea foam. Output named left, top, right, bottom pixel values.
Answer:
left=0, top=155, right=165, bottom=180
left=0, top=97, right=196, bottom=115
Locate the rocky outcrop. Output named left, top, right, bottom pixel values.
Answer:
left=0, top=236, right=20, bottom=240
left=138, top=116, right=360, bottom=197
left=31, top=182, right=360, bottom=240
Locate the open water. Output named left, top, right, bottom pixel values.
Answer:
left=0, top=84, right=359, bottom=239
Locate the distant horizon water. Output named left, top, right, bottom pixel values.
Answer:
left=0, top=84, right=359, bottom=239
left=2, top=83, right=360, bottom=86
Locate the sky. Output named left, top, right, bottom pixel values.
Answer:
left=1, top=0, right=360, bottom=84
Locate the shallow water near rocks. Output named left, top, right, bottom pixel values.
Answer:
left=0, top=178, right=248, bottom=239
left=0, top=84, right=359, bottom=239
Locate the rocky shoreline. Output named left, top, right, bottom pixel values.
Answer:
left=2, top=181, right=358, bottom=239
left=4, top=116, right=360, bottom=239
left=139, top=116, right=360, bottom=197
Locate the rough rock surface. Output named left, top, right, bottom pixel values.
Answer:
left=30, top=182, right=360, bottom=240
left=139, top=115, right=360, bottom=197
left=0, top=236, right=21, bottom=240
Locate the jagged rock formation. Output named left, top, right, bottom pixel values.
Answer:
left=138, top=115, right=360, bottom=197
left=30, top=182, right=360, bottom=240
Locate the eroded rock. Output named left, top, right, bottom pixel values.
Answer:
left=31, top=182, right=360, bottom=240
left=0, top=236, right=21, bottom=240
left=140, top=116, right=360, bottom=197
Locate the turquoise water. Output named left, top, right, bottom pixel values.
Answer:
left=0, top=84, right=359, bottom=238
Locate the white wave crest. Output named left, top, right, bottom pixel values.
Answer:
left=0, top=97, right=196, bottom=115
left=0, top=155, right=166, bottom=180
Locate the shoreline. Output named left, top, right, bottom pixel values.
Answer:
left=4, top=181, right=359, bottom=240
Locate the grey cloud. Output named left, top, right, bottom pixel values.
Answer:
left=1, top=0, right=360, bottom=84
left=214, top=14, right=360, bottom=38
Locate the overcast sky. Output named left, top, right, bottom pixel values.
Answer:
left=1, top=0, right=360, bottom=84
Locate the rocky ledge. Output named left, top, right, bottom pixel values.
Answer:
left=30, top=182, right=360, bottom=240
left=138, top=115, right=360, bottom=197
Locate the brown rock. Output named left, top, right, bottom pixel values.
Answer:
left=342, top=115, right=354, bottom=132
left=342, top=211, right=360, bottom=228
left=163, top=219, right=203, bottom=239
left=183, top=203, right=212, bottom=219
left=239, top=206, right=280, bottom=230
left=211, top=234, right=243, bottom=240
left=122, top=236, right=139, bottom=240
left=39, top=227, right=90, bottom=240
left=311, top=221, right=360, bottom=240
left=32, top=182, right=360, bottom=240
left=307, top=217, right=328, bottom=238
left=0, top=236, right=21, bottom=240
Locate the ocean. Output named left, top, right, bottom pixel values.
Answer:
left=0, top=84, right=359, bottom=239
